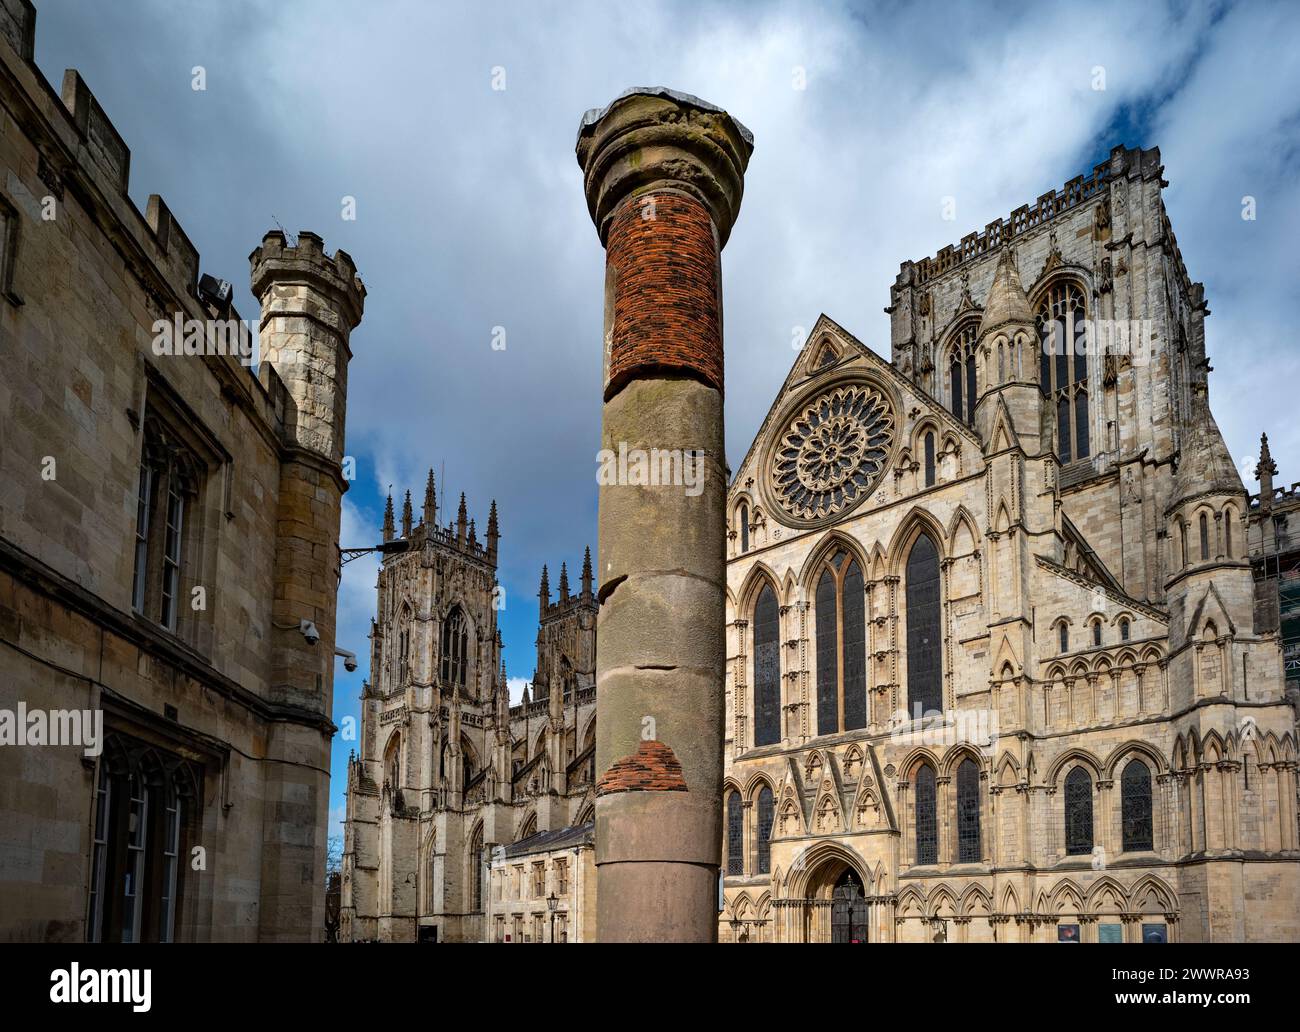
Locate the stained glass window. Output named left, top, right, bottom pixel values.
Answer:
left=1121, top=759, right=1153, bottom=852
left=441, top=607, right=468, bottom=687
left=842, top=561, right=867, bottom=732
left=1037, top=281, right=1089, bottom=463
left=956, top=758, right=981, bottom=863
left=756, top=786, right=774, bottom=874
left=947, top=323, right=978, bottom=424
left=816, top=569, right=838, bottom=736
left=1064, top=766, right=1093, bottom=855
left=915, top=764, right=938, bottom=865
left=753, top=585, right=781, bottom=747
left=906, top=533, right=942, bottom=716
left=726, top=791, right=744, bottom=876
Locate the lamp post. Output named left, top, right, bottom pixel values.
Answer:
left=547, top=891, right=559, bottom=944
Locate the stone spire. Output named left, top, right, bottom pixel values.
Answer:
left=486, top=500, right=500, bottom=563
left=578, top=88, right=752, bottom=942
left=1256, top=433, right=1278, bottom=513
left=977, top=246, right=1033, bottom=339
left=382, top=492, right=395, bottom=542
left=468, top=518, right=477, bottom=547
left=581, top=545, right=593, bottom=597
left=538, top=564, right=550, bottom=615
left=423, top=469, right=437, bottom=526
left=1171, top=387, right=1244, bottom=507
left=559, top=561, right=570, bottom=601
left=456, top=492, right=468, bottom=546
left=401, top=490, right=413, bottom=537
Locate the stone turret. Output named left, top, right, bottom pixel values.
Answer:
left=250, top=228, right=365, bottom=941
left=974, top=246, right=1043, bottom=454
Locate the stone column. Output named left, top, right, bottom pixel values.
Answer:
left=576, top=89, right=752, bottom=942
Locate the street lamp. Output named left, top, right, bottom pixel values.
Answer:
left=547, top=891, right=559, bottom=943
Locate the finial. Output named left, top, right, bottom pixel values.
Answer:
left=581, top=545, right=593, bottom=595
left=559, top=561, right=570, bottom=600
left=382, top=491, right=395, bottom=542
left=423, top=469, right=437, bottom=525
left=401, top=490, right=413, bottom=537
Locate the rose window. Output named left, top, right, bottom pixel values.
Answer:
left=770, top=382, right=894, bottom=522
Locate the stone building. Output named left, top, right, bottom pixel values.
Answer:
left=485, top=822, right=595, bottom=943
left=1248, top=433, right=1300, bottom=692
left=339, top=482, right=596, bottom=943
left=0, top=1, right=363, bottom=941
left=720, top=145, right=1299, bottom=943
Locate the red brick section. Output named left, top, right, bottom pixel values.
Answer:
left=596, top=740, right=689, bottom=796
left=606, top=191, right=721, bottom=401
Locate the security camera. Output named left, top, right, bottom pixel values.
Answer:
left=335, top=646, right=358, bottom=673
left=299, top=619, right=321, bottom=645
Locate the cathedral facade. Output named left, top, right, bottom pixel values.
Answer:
left=339, top=476, right=596, bottom=942
left=720, top=145, right=1299, bottom=943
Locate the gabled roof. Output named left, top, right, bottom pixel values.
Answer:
left=502, top=822, right=594, bottom=859
left=730, top=314, right=979, bottom=496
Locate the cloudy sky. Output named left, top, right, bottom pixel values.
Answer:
left=33, top=0, right=1300, bottom=842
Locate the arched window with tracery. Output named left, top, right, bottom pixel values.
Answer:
left=814, top=550, right=867, bottom=735
left=956, top=757, right=981, bottom=863
left=470, top=825, right=484, bottom=911
left=440, top=606, right=468, bottom=687
left=905, top=533, right=942, bottom=716
left=753, top=584, right=781, bottom=747
left=947, top=322, right=978, bottom=425
left=756, top=785, right=774, bottom=874
left=738, top=502, right=750, bottom=554
left=1036, top=281, right=1089, bottom=463
left=1064, top=766, right=1094, bottom=855
left=914, top=763, right=938, bottom=865
left=726, top=790, right=744, bottom=875
left=1121, top=759, right=1153, bottom=852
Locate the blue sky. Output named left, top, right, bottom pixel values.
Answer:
left=32, top=0, right=1300, bottom=845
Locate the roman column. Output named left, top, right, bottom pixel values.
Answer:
left=576, top=88, right=752, bottom=941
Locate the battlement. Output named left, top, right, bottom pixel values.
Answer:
left=249, top=230, right=366, bottom=329
left=899, top=144, right=1163, bottom=288
left=0, top=1, right=221, bottom=319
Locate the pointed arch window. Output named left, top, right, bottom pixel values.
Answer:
left=753, top=584, right=781, bottom=747
left=905, top=533, right=942, bottom=716
left=956, top=758, right=981, bottom=863
left=441, top=606, right=468, bottom=687
left=923, top=432, right=936, bottom=488
left=738, top=502, right=750, bottom=554
left=1121, top=759, right=1153, bottom=852
left=1037, top=281, right=1089, bottom=463
left=914, top=764, right=938, bottom=865
left=470, top=825, right=484, bottom=911
left=1058, top=621, right=1069, bottom=654
left=1224, top=511, right=1234, bottom=557
left=1064, top=766, right=1094, bottom=856
left=1199, top=512, right=1209, bottom=560
left=726, top=791, right=744, bottom=876
left=947, top=322, right=978, bottom=425
left=814, top=551, right=867, bottom=735
left=756, top=785, right=774, bottom=874
left=1092, top=620, right=1102, bottom=648
left=1120, top=617, right=1131, bottom=641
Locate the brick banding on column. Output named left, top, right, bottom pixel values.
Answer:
left=606, top=191, right=721, bottom=401
left=596, top=739, right=689, bottom=795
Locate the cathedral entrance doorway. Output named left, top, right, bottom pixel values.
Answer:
left=830, top=870, right=869, bottom=943
left=779, top=845, right=874, bottom=942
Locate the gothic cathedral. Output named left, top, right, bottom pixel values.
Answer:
left=720, top=145, right=1299, bottom=943
left=340, top=475, right=596, bottom=942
